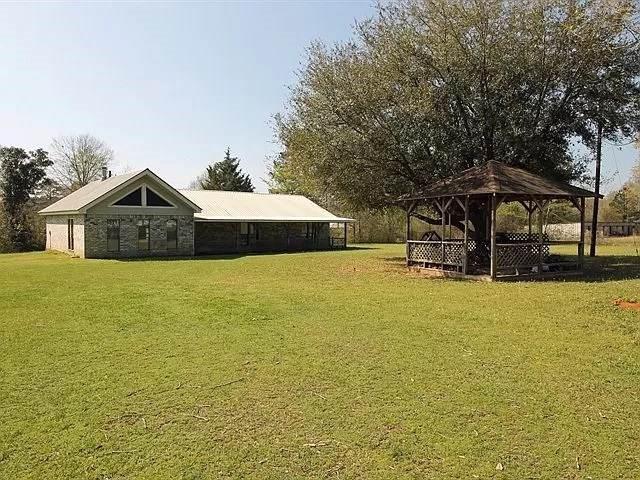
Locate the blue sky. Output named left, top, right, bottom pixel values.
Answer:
left=0, top=1, right=636, bottom=193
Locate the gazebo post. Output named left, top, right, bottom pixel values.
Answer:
left=579, top=197, right=585, bottom=270
left=440, top=197, right=446, bottom=270
left=527, top=200, right=533, bottom=236
left=535, top=199, right=545, bottom=276
left=490, top=193, right=497, bottom=280
left=463, top=195, right=469, bottom=275
left=343, top=222, right=348, bottom=249
left=405, top=203, right=414, bottom=267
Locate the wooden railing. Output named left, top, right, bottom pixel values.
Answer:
left=330, top=237, right=346, bottom=249
left=495, top=239, right=582, bottom=269
left=408, top=234, right=584, bottom=275
left=406, top=239, right=465, bottom=267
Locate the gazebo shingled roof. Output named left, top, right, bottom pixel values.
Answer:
left=406, top=161, right=598, bottom=200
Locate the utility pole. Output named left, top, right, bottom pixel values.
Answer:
left=590, top=120, right=603, bottom=257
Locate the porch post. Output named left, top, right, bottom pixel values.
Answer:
left=578, top=197, right=585, bottom=270
left=463, top=195, right=469, bottom=275
left=527, top=200, right=533, bottom=236
left=490, top=194, right=497, bottom=280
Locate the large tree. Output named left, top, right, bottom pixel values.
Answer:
left=272, top=0, right=640, bottom=238
left=199, top=148, right=254, bottom=192
left=51, top=134, right=114, bottom=190
left=0, top=147, right=52, bottom=251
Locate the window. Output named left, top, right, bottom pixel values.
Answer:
left=137, top=219, right=150, bottom=250
left=249, top=222, right=258, bottom=240
left=166, top=219, right=177, bottom=250
left=107, top=219, right=120, bottom=252
left=239, top=222, right=249, bottom=246
left=239, top=222, right=258, bottom=246
left=147, top=188, right=173, bottom=207
left=67, top=219, right=74, bottom=250
left=114, top=187, right=142, bottom=206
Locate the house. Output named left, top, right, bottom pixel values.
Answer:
left=593, top=221, right=638, bottom=237
left=39, top=168, right=352, bottom=258
left=545, top=221, right=638, bottom=239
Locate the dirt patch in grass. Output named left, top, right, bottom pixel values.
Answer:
left=614, top=298, right=640, bottom=311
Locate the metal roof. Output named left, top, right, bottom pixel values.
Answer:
left=39, top=170, right=144, bottom=214
left=405, top=161, right=598, bottom=200
left=180, top=190, right=354, bottom=223
left=39, top=169, right=201, bottom=214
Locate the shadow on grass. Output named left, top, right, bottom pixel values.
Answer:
left=579, top=254, right=640, bottom=282
left=114, top=245, right=377, bottom=262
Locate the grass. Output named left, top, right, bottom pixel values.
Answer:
left=1, top=239, right=639, bottom=479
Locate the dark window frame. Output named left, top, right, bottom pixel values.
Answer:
left=249, top=222, right=258, bottom=241
left=147, top=187, right=174, bottom=207
left=137, top=219, right=150, bottom=250
left=166, top=219, right=178, bottom=250
left=239, top=222, right=249, bottom=246
left=113, top=187, right=143, bottom=206
left=107, top=219, right=120, bottom=252
left=239, top=222, right=258, bottom=246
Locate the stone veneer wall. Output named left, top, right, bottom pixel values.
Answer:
left=84, top=214, right=193, bottom=258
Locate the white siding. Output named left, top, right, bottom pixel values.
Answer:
left=45, top=215, right=85, bottom=257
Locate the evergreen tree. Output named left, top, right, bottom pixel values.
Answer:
left=199, top=148, right=254, bottom=192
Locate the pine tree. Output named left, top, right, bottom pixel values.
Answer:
left=199, top=148, right=254, bottom=192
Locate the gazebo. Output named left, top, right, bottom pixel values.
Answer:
left=403, top=161, right=599, bottom=280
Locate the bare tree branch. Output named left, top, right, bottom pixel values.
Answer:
left=50, top=134, right=113, bottom=191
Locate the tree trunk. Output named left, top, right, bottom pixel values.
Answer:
left=590, top=121, right=603, bottom=257
left=412, top=201, right=488, bottom=242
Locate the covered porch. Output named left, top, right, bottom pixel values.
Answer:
left=404, top=162, right=599, bottom=281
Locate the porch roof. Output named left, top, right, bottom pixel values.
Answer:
left=405, top=161, right=598, bottom=200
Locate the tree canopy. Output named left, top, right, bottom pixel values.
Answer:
left=199, top=148, right=255, bottom=192
left=271, top=0, right=640, bottom=214
left=0, top=147, right=52, bottom=251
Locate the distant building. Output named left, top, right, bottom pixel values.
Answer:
left=546, top=221, right=638, bottom=239
left=594, top=222, right=638, bottom=237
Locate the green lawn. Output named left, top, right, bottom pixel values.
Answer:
left=1, top=240, right=639, bottom=479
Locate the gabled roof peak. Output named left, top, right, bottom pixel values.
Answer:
left=39, top=168, right=201, bottom=214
